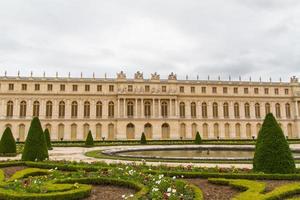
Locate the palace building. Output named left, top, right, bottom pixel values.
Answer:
left=0, top=71, right=300, bottom=141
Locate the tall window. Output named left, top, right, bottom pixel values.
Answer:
left=7, top=101, right=14, bottom=117
left=191, top=102, right=196, bottom=118
left=108, top=101, right=114, bottom=117
left=20, top=101, right=26, bottom=118
left=244, top=103, right=250, bottom=118
left=202, top=102, right=207, bottom=118
left=255, top=103, right=260, bottom=118
left=265, top=103, right=271, bottom=115
left=286, top=103, right=291, bottom=119
left=223, top=102, right=229, bottom=118
left=59, top=101, right=65, bottom=118
left=46, top=101, right=52, bottom=118
left=179, top=102, right=185, bottom=118
left=84, top=101, right=90, bottom=118
left=96, top=101, right=102, bottom=118
left=212, top=102, right=218, bottom=118
left=275, top=103, right=281, bottom=118
left=127, top=101, right=134, bottom=117
left=71, top=101, right=78, bottom=118
left=144, top=101, right=151, bottom=117
left=234, top=103, right=240, bottom=118
left=33, top=101, right=40, bottom=117
left=161, top=101, right=168, bottom=117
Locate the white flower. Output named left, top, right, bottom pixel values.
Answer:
left=172, top=176, right=176, bottom=179
left=167, top=187, right=172, bottom=192
left=172, top=189, right=176, bottom=193
left=166, top=193, right=171, bottom=197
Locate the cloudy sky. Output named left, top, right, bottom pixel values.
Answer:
left=0, top=0, right=300, bottom=81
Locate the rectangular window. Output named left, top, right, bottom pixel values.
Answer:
left=201, top=87, right=206, bottom=93
left=285, top=89, right=289, bottom=95
left=274, top=88, right=279, bottom=95
left=145, top=85, right=150, bottom=92
left=60, top=84, right=65, bottom=91
left=223, top=87, right=228, bottom=94
left=85, top=84, right=90, bottom=91
left=47, top=84, right=53, bottom=91
left=191, top=86, right=195, bottom=93
left=97, top=85, right=102, bottom=92
left=22, top=84, right=27, bottom=91
left=109, top=85, right=114, bottom=92
left=8, top=83, right=14, bottom=91
left=179, top=86, right=184, bottom=93
left=34, top=84, right=40, bottom=91
left=72, top=85, right=78, bottom=91
left=264, top=88, right=269, bottom=94
left=162, top=86, right=167, bottom=92
left=254, top=88, right=259, bottom=94
left=128, top=85, right=133, bottom=92
left=212, top=87, right=217, bottom=93
left=244, top=88, right=249, bottom=94
left=234, top=87, right=238, bottom=94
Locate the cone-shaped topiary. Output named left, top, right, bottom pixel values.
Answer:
left=22, top=117, right=48, bottom=161
left=141, top=132, right=147, bottom=144
left=0, top=127, right=16, bottom=155
left=85, top=131, right=94, bottom=146
left=195, top=131, right=202, bottom=144
left=44, top=128, right=53, bottom=150
left=253, top=113, right=295, bottom=173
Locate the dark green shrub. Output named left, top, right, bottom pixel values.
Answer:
left=85, top=131, right=94, bottom=147
left=44, top=129, right=53, bottom=150
left=140, top=132, right=147, bottom=144
left=0, top=127, right=16, bottom=155
left=21, top=117, right=49, bottom=161
left=195, top=132, right=202, bottom=144
left=253, top=113, right=295, bottom=173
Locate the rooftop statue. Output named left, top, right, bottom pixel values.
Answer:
left=168, top=72, right=177, bottom=80
left=117, top=71, right=126, bottom=79
left=134, top=71, right=143, bottom=80
left=151, top=72, right=160, bottom=80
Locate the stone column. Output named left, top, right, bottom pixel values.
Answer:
left=123, top=98, right=126, bottom=118
left=158, top=99, right=161, bottom=118
left=135, top=99, right=138, bottom=118
left=152, top=99, right=155, bottom=118
left=141, top=99, right=144, bottom=118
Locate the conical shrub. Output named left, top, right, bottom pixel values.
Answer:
left=141, top=132, right=147, bottom=144
left=22, top=117, right=49, bottom=161
left=253, top=113, right=295, bottom=173
left=195, top=131, right=202, bottom=144
left=85, top=131, right=94, bottom=146
left=0, top=127, right=16, bottom=155
left=44, top=128, right=53, bottom=150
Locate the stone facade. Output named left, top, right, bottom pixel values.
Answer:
left=0, top=72, right=300, bottom=141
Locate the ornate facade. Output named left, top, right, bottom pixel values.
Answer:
left=0, top=72, right=300, bottom=141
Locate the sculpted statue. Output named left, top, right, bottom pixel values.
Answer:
left=291, top=76, right=299, bottom=83
left=134, top=71, right=143, bottom=79
left=151, top=72, right=160, bottom=80
left=117, top=71, right=126, bottom=79
left=168, top=72, right=177, bottom=80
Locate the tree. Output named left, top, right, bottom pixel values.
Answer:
left=141, top=132, right=147, bottom=144
left=253, top=113, right=295, bottom=173
left=195, top=131, right=202, bottom=144
left=44, top=128, right=53, bottom=150
left=22, top=117, right=49, bottom=161
left=0, top=127, right=16, bottom=155
left=85, top=131, right=94, bottom=146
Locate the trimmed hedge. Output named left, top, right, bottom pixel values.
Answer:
left=140, top=132, right=147, bottom=144
left=7, top=168, right=51, bottom=182
left=0, top=127, right=16, bottom=155
left=44, top=129, right=53, bottom=150
left=85, top=131, right=94, bottom=147
left=195, top=131, right=202, bottom=144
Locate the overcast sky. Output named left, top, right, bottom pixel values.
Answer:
left=0, top=0, right=300, bottom=81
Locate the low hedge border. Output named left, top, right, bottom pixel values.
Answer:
left=7, top=168, right=51, bottom=182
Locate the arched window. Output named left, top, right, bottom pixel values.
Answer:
left=144, top=123, right=153, bottom=139
left=223, top=103, right=229, bottom=118
left=108, top=101, right=114, bottom=117
left=7, top=101, right=14, bottom=117
left=235, top=123, right=241, bottom=138
left=71, top=123, right=77, bottom=140
left=234, top=103, right=240, bottom=118
left=46, top=101, right=52, bottom=118
left=127, top=101, right=134, bottom=117
left=203, top=123, right=208, bottom=139
left=84, top=101, right=90, bottom=118
left=213, top=123, right=219, bottom=138
left=244, top=103, right=250, bottom=118
left=19, top=101, right=26, bottom=118
left=126, top=123, right=135, bottom=139
left=285, top=103, right=291, bottom=119
left=96, top=101, right=102, bottom=118
left=144, top=101, right=151, bottom=117
left=96, top=123, right=102, bottom=139
left=225, top=123, right=230, bottom=138
left=202, top=102, right=207, bottom=118
left=179, top=102, right=185, bottom=118
left=288, top=123, right=293, bottom=138
left=255, top=103, right=260, bottom=118
left=33, top=101, right=40, bottom=117
left=71, top=101, right=78, bottom=118
left=180, top=123, right=186, bottom=139
left=265, top=103, right=271, bottom=115
left=246, top=123, right=252, bottom=138
left=108, top=123, right=114, bottom=139
left=191, top=102, right=196, bottom=118
left=83, top=123, right=90, bottom=139
left=161, top=101, right=168, bottom=117
left=212, top=102, right=218, bottom=118
left=275, top=103, right=281, bottom=118
left=256, top=123, right=262, bottom=135
left=161, top=123, right=170, bottom=139
left=192, top=123, right=197, bottom=139
left=19, top=124, right=25, bottom=141
left=58, top=123, right=64, bottom=140
left=59, top=101, right=65, bottom=118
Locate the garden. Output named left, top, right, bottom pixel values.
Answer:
left=0, top=114, right=300, bottom=199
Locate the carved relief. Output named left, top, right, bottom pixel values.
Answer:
left=117, top=71, right=126, bottom=79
